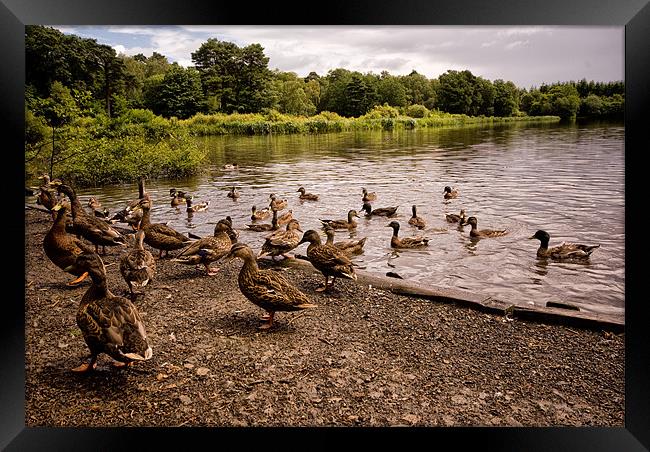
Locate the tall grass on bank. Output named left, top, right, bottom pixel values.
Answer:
left=26, top=109, right=207, bottom=187
left=181, top=107, right=560, bottom=136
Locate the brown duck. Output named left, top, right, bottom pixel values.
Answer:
left=324, top=226, right=367, bottom=256
left=251, top=205, right=271, bottom=221
left=408, top=205, right=426, bottom=229
left=119, top=229, right=156, bottom=299
left=65, top=252, right=152, bottom=372
left=297, top=187, right=319, bottom=201
left=297, top=230, right=358, bottom=292
left=529, top=230, right=600, bottom=260
left=139, top=199, right=193, bottom=257
left=465, top=216, right=508, bottom=238
left=258, top=219, right=303, bottom=260
left=387, top=221, right=429, bottom=248
left=43, top=200, right=95, bottom=286
left=227, top=187, right=240, bottom=199
left=362, top=187, right=377, bottom=202
left=319, top=209, right=360, bottom=230
left=269, top=193, right=288, bottom=211
left=172, top=222, right=234, bottom=275
left=227, top=243, right=317, bottom=330
left=246, top=208, right=279, bottom=232
left=443, top=186, right=459, bottom=199
left=361, top=202, right=398, bottom=217
left=55, top=183, right=127, bottom=254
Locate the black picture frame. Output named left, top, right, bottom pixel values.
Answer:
left=5, top=0, right=648, bottom=449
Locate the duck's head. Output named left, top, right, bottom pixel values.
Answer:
left=443, top=186, right=452, bottom=194
left=287, top=219, right=303, bottom=232
left=269, top=193, right=277, bottom=200
left=297, top=187, right=305, bottom=194
left=529, top=230, right=550, bottom=242
left=214, top=221, right=232, bottom=233
left=169, top=188, right=177, bottom=196
left=51, top=199, right=70, bottom=212
left=226, top=242, right=254, bottom=261
left=298, top=230, right=322, bottom=246
left=65, top=251, right=105, bottom=281
left=465, top=216, right=478, bottom=226
left=386, top=221, right=400, bottom=232
left=348, top=209, right=361, bottom=218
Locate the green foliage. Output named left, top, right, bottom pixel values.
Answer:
left=377, top=72, right=407, bottom=107
left=361, top=104, right=400, bottom=119
left=153, top=66, right=205, bottom=119
left=405, top=104, right=430, bottom=118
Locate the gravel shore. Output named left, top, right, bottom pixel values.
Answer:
left=24, top=209, right=624, bottom=427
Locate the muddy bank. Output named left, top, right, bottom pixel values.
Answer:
left=24, top=209, right=624, bottom=426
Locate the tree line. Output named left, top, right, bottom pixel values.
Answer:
left=26, top=25, right=624, bottom=126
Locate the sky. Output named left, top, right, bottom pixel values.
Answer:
left=53, top=25, right=624, bottom=89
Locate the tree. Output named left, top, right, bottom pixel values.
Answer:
left=493, top=79, right=520, bottom=117
left=153, top=66, right=205, bottom=119
left=437, top=70, right=476, bottom=115
left=548, top=84, right=580, bottom=119
left=377, top=72, right=407, bottom=107
left=270, top=71, right=316, bottom=116
left=399, top=71, right=435, bottom=106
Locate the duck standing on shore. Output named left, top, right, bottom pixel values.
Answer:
left=66, top=252, right=152, bottom=372
left=139, top=199, right=193, bottom=257
left=119, top=229, right=156, bottom=299
left=298, top=229, right=358, bottom=292
left=172, top=221, right=234, bottom=275
left=227, top=243, right=317, bottom=330
left=258, top=219, right=303, bottom=261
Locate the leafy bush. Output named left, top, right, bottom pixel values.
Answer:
left=405, top=104, right=429, bottom=118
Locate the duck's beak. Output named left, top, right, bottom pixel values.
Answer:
left=528, top=235, right=536, bottom=240
left=297, top=227, right=303, bottom=233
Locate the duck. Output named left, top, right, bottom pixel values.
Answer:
left=226, top=243, right=317, bottom=330
left=443, top=186, right=459, bottom=199
left=386, top=221, right=429, bottom=248
left=172, top=221, right=233, bottom=275
left=362, top=187, right=377, bottom=202
left=529, top=230, right=600, bottom=260
left=297, top=187, right=319, bottom=201
left=269, top=193, right=288, bottom=211
left=465, top=216, right=508, bottom=238
left=64, top=251, right=152, bottom=372
left=251, top=205, right=271, bottom=221
left=297, top=229, right=358, bottom=292
left=216, top=216, right=239, bottom=243
left=277, top=209, right=294, bottom=226
left=139, top=199, right=193, bottom=258
left=55, top=183, right=127, bottom=254
left=227, top=186, right=240, bottom=199
left=258, top=219, right=303, bottom=261
left=408, top=205, right=426, bottom=229
left=246, top=208, right=279, bottom=232
left=222, top=163, right=239, bottom=170
left=43, top=200, right=95, bottom=286
left=324, top=226, right=367, bottom=256
left=361, top=202, right=399, bottom=217
left=87, top=197, right=110, bottom=219
left=185, top=195, right=210, bottom=213
left=119, top=229, right=156, bottom=299
left=35, top=174, right=62, bottom=219
left=109, top=178, right=148, bottom=229
left=446, top=209, right=467, bottom=223
left=170, top=189, right=187, bottom=208
left=319, top=209, right=360, bottom=230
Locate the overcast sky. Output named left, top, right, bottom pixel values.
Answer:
left=53, top=25, right=624, bottom=89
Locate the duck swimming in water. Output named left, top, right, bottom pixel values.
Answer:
left=529, top=230, right=600, bottom=260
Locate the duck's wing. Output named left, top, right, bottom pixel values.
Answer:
left=249, top=269, right=315, bottom=309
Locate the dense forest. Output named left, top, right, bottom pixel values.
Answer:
left=24, top=25, right=624, bottom=186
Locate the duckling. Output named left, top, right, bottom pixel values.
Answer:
left=222, top=163, right=239, bottom=170
left=269, top=193, right=288, bottom=211
left=324, top=226, right=367, bottom=256
left=297, top=187, right=319, bottom=201
left=446, top=209, right=466, bottom=223
left=43, top=200, right=94, bottom=286
left=170, top=189, right=187, bottom=208
left=529, top=230, right=600, bottom=260
left=119, top=229, right=156, bottom=299
left=277, top=209, right=294, bottom=227
left=55, top=183, right=127, bottom=254
left=227, top=186, right=240, bottom=199
left=386, top=221, right=429, bottom=248
left=443, top=186, right=459, bottom=199
left=320, top=209, right=360, bottom=230
left=362, top=187, right=377, bottom=202
left=65, top=252, right=152, bottom=372
left=139, top=199, right=193, bottom=258
left=258, top=219, right=303, bottom=261
left=87, top=197, right=110, bottom=219
left=361, top=202, right=398, bottom=217
left=227, top=243, right=317, bottom=330
left=172, top=222, right=233, bottom=275
left=465, top=216, right=508, bottom=238
left=251, top=205, right=271, bottom=221
left=408, top=205, right=426, bottom=229
left=185, top=195, right=210, bottom=213
left=297, top=229, right=358, bottom=292
left=246, top=208, right=279, bottom=232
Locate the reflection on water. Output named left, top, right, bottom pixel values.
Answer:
left=30, top=122, right=624, bottom=320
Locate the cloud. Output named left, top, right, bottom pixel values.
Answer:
left=504, top=40, right=529, bottom=50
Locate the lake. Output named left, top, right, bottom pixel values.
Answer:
left=39, top=122, right=624, bottom=321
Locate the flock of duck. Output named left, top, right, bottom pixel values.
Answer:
left=29, top=173, right=600, bottom=373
